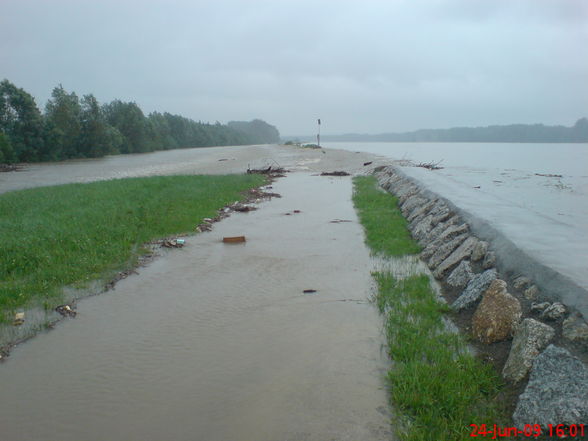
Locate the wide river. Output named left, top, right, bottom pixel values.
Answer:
left=325, top=142, right=588, bottom=316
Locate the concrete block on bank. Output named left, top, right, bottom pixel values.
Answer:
left=503, top=318, right=555, bottom=383
left=452, top=268, right=498, bottom=311
left=472, top=279, right=522, bottom=344
left=513, top=345, right=588, bottom=428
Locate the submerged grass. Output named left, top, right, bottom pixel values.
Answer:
left=0, top=174, right=264, bottom=318
left=353, top=176, right=505, bottom=441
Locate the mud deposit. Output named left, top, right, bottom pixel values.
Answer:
left=0, top=173, right=392, bottom=441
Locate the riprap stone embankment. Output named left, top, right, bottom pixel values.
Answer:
left=375, top=165, right=588, bottom=429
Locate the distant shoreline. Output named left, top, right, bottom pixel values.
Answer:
left=285, top=117, right=588, bottom=143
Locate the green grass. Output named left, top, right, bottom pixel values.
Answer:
left=373, top=273, right=504, bottom=440
left=352, top=176, right=420, bottom=256
left=353, top=175, right=505, bottom=441
left=0, top=174, right=264, bottom=317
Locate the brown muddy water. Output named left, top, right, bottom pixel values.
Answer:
left=0, top=172, right=393, bottom=441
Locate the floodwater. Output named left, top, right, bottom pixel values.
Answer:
left=0, top=144, right=278, bottom=195
left=0, top=172, right=393, bottom=441
left=326, top=142, right=588, bottom=316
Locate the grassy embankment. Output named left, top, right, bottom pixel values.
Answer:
left=0, top=174, right=264, bottom=321
left=353, top=176, right=505, bottom=441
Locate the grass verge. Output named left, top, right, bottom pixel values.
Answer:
left=353, top=176, right=505, bottom=441
left=352, top=176, right=420, bottom=256
left=0, top=174, right=264, bottom=318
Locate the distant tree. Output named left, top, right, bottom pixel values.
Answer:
left=227, top=119, right=280, bottom=144
left=146, top=112, right=177, bottom=150
left=0, top=79, right=44, bottom=161
left=43, top=85, right=82, bottom=160
left=572, top=117, right=588, bottom=142
left=103, top=100, right=148, bottom=153
left=0, top=131, right=16, bottom=163
left=78, top=94, right=123, bottom=157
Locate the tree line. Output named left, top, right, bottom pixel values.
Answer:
left=310, top=119, right=588, bottom=143
left=0, top=79, right=280, bottom=164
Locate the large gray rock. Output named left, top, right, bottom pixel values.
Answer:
left=419, top=215, right=459, bottom=246
left=447, top=260, right=474, bottom=289
left=472, top=279, right=522, bottom=344
left=471, top=240, right=488, bottom=262
left=406, top=199, right=436, bottom=223
left=562, top=314, right=588, bottom=343
left=401, top=195, right=426, bottom=217
left=420, top=223, right=469, bottom=260
left=452, top=269, right=498, bottom=311
left=503, top=319, right=555, bottom=383
left=397, top=183, right=419, bottom=204
left=411, top=215, right=434, bottom=241
left=513, top=276, right=532, bottom=290
left=437, top=222, right=469, bottom=243
left=513, top=345, right=588, bottom=428
left=429, top=207, right=453, bottom=228
left=523, top=285, right=539, bottom=300
left=433, top=236, right=479, bottom=280
left=541, top=302, right=566, bottom=321
left=427, top=234, right=469, bottom=270
left=482, top=251, right=496, bottom=269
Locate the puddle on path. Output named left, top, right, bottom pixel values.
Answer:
left=0, top=173, right=393, bottom=441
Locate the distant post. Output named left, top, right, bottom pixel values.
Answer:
left=317, top=118, right=321, bottom=147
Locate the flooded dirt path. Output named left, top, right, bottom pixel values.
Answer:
left=0, top=171, right=393, bottom=441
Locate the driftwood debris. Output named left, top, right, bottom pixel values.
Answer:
left=320, top=171, right=350, bottom=176
left=247, top=166, right=287, bottom=176
left=415, top=160, right=444, bottom=170
left=535, top=173, right=563, bottom=178
left=363, top=161, right=373, bottom=166
left=232, top=203, right=256, bottom=212
left=56, top=304, right=77, bottom=318
left=161, top=239, right=185, bottom=248
left=303, top=289, right=317, bottom=294
left=0, top=164, right=24, bottom=172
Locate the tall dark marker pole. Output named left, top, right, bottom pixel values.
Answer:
left=317, top=118, right=321, bottom=147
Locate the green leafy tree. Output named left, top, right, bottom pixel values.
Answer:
left=79, top=94, right=122, bottom=157
left=0, top=131, right=16, bottom=163
left=103, top=100, right=148, bottom=153
left=147, top=112, right=177, bottom=150
left=0, top=79, right=44, bottom=161
left=43, top=85, right=82, bottom=160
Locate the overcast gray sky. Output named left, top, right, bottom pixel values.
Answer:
left=1, top=0, right=587, bottom=136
